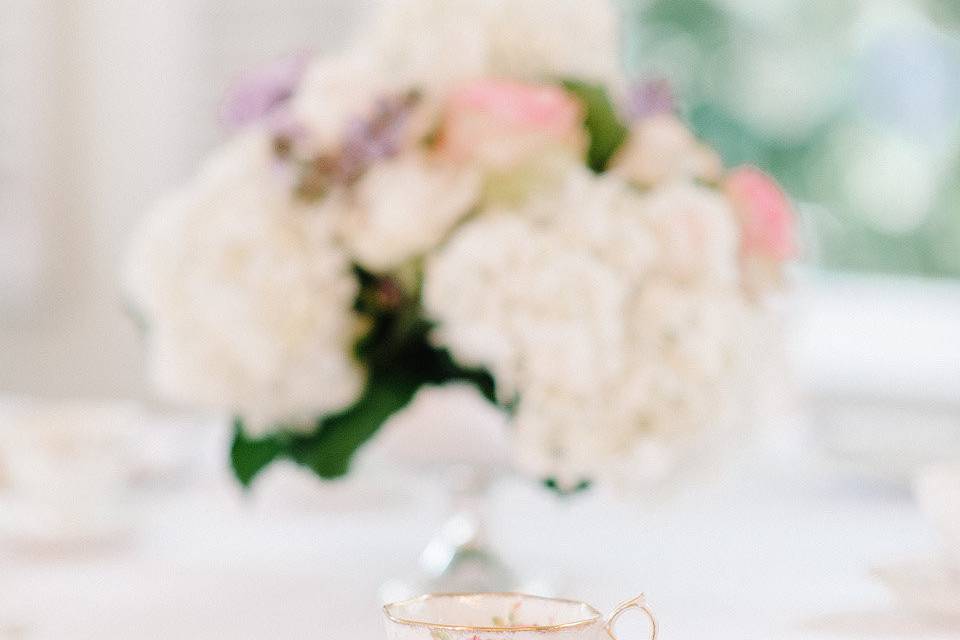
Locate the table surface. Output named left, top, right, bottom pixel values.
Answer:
left=0, top=418, right=953, bottom=640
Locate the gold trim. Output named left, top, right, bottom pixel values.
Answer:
left=383, top=592, right=603, bottom=633
left=605, top=595, right=657, bottom=640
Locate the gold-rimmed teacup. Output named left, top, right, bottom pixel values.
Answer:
left=384, top=592, right=656, bottom=640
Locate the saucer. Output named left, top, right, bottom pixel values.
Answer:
left=0, top=493, right=134, bottom=556
left=874, top=560, right=960, bottom=619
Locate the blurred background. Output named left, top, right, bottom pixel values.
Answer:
left=626, top=0, right=960, bottom=277
left=1, top=1, right=959, bottom=638
left=2, top=0, right=958, bottom=398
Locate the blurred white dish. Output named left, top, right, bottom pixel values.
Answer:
left=0, top=400, right=139, bottom=553
left=874, top=561, right=960, bottom=619
left=810, top=395, right=960, bottom=484
left=0, top=493, right=133, bottom=555
left=874, top=463, right=960, bottom=622
left=916, top=463, right=960, bottom=569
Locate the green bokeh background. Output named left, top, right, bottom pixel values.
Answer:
left=623, top=0, right=960, bottom=277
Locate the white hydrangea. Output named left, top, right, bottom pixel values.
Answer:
left=291, top=52, right=387, bottom=154
left=124, top=131, right=364, bottom=434
left=484, top=0, right=623, bottom=87
left=517, top=165, right=658, bottom=276
left=611, top=114, right=724, bottom=188
left=358, top=0, right=624, bottom=95
left=424, top=165, right=753, bottom=489
left=360, top=0, right=490, bottom=93
left=423, top=168, right=654, bottom=400
left=639, top=181, right=742, bottom=287
left=335, top=151, right=482, bottom=272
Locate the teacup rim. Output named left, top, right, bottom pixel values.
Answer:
left=383, top=592, right=604, bottom=633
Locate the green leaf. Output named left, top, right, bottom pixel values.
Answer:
left=229, top=269, right=500, bottom=484
left=288, top=324, right=497, bottom=480
left=543, top=477, right=592, bottom=496
left=230, top=418, right=286, bottom=488
left=562, top=80, right=630, bottom=172
left=289, top=374, right=421, bottom=478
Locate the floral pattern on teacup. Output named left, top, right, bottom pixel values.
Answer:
left=490, top=600, right=523, bottom=628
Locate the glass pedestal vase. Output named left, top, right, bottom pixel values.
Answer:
left=380, top=465, right=518, bottom=602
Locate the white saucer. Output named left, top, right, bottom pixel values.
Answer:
left=811, top=396, right=960, bottom=484
left=0, top=494, right=134, bottom=556
left=874, top=560, right=960, bottom=619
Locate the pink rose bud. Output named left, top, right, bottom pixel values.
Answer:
left=725, top=166, right=797, bottom=263
left=440, top=79, right=584, bottom=168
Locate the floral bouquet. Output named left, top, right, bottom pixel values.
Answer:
left=125, top=0, right=795, bottom=492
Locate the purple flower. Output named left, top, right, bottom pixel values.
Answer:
left=338, top=92, right=419, bottom=182
left=220, top=52, right=311, bottom=131
left=293, top=91, right=421, bottom=201
left=626, top=78, right=676, bottom=120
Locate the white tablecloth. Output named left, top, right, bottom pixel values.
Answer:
left=0, top=417, right=952, bottom=640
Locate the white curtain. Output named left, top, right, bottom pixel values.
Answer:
left=0, top=2, right=52, bottom=317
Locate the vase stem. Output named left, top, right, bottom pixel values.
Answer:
left=417, top=464, right=514, bottom=592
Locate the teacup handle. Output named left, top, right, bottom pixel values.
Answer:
left=605, top=595, right=657, bottom=640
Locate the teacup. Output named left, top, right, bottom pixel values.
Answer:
left=384, top=592, right=656, bottom=640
